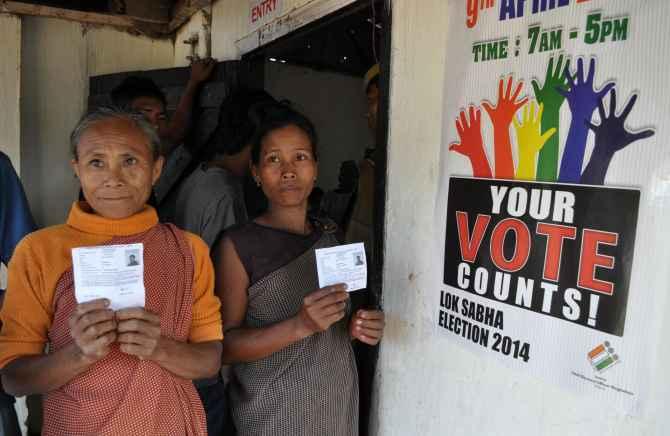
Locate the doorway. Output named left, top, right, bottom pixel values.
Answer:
left=242, top=1, right=391, bottom=433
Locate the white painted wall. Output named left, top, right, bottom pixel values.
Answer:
left=264, top=61, right=371, bottom=191
left=0, top=15, right=22, bottom=172
left=174, top=10, right=210, bottom=67
left=20, top=18, right=87, bottom=229
left=20, top=18, right=174, bottom=227
left=370, top=1, right=669, bottom=435
left=86, top=27, right=174, bottom=77
left=210, top=0, right=248, bottom=61
left=206, top=0, right=354, bottom=61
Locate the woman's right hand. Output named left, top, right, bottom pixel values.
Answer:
left=295, top=284, right=349, bottom=337
left=68, top=298, right=117, bottom=364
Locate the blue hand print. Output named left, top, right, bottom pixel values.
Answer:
left=557, top=57, right=615, bottom=183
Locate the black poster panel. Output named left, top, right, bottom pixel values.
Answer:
left=444, top=177, right=640, bottom=336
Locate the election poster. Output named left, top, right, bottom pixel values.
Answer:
left=435, top=0, right=670, bottom=413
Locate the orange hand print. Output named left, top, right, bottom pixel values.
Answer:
left=482, top=76, right=528, bottom=179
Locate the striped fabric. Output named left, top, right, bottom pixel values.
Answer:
left=43, top=224, right=206, bottom=436
left=230, top=231, right=359, bottom=436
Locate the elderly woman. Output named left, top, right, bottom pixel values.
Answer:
left=0, top=107, right=222, bottom=436
left=216, top=104, right=385, bottom=435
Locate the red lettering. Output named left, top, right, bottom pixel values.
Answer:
left=536, top=223, right=577, bottom=282
left=456, top=212, right=491, bottom=263
left=252, top=0, right=278, bottom=23
left=490, top=218, right=531, bottom=272
left=578, top=229, right=618, bottom=295
left=466, top=0, right=479, bottom=28
left=252, top=6, right=260, bottom=22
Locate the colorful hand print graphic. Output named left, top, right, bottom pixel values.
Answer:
left=448, top=55, right=655, bottom=186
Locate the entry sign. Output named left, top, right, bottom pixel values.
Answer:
left=444, top=177, right=640, bottom=337
left=249, top=0, right=283, bottom=32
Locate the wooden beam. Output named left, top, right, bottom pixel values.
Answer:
left=0, top=0, right=204, bottom=37
left=125, top=0, right=172, bottom=24
left=0, top=1, right=135, bottom=28
left=168, top=0, right=211, bottom=33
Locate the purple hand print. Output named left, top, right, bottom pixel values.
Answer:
left=558, top=57, right=615, bottom=183
left=581, top=89, right=655, bottom=185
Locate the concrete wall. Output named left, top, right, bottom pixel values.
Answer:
left=20, top=18, right=87, bottom=228
left=369, top=1, right=450, bottom=432
left=370, top=1, right=669, bottom=435
left=210, top=0, right=248, bottom=61
left=20, top=18, right=174, bottom=227
left=264, top=61, right=371, bottom=191
left=174, top=10, right=210, bottom=67
left=87, top=27, right=174, bottom=77
left=0, top=15, right=22, bottom=172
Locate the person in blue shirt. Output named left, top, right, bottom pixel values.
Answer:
left=0, top=151, right=36, bottom=436
left=0, top=151, right=35, bottom=293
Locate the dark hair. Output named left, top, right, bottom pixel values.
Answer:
left=250, top=104, right=319, bottom=165
left=111, top=76, right=167, bottom=109
left=205, top=88, right=276, bottom=160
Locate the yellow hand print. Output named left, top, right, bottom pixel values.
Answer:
left=513, top=101, right=556, bottom=180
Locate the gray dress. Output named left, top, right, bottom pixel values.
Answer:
left=229, top=227, right=359, bottom=436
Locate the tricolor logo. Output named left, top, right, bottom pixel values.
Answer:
left=587, top=341, right=620, bottom=373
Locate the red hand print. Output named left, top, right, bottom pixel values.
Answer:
left=449, top=105, right=492, bottom=178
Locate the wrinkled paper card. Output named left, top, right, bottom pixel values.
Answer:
left=315, top=242, right=367, bottom=292
left=72, top=243, right=145, bottom=310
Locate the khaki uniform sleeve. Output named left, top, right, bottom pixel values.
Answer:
left=345, top=159, right=375, bottom=254
left=185, top=233, right=223, bottom=343
left=0, top=237, right=51, bottom=368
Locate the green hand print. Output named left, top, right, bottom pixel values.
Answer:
left=531, top=54, right=570, bottom=181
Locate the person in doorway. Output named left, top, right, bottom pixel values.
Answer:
left=111, top=58, right=216, bottom=208
left=0, top=151, right=36, bottom=436
left=215, top=103, right=385, bottom=435
left=0, top=107, right=222, bottom=436
left=345, top=64, right=380, bottom=260
left=172, top=88, right=276, bottom=247
left=171, top=88, right=276, bottom=435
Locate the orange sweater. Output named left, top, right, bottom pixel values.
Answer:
left=0, top=202, right=222, bottom=368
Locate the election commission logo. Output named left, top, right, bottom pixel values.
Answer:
left=588, top=341, right=620, bottom=374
